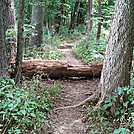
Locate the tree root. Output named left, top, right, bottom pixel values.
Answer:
left=53, top=91, right=100, bottom=111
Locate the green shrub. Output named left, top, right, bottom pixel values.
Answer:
left=87, top=77, right=134, bottom=133
left=73, top=30, right=108, bottom=64
left=0, top=77, right=60, bottom=133
left=58, top=25, right=86, bottom=42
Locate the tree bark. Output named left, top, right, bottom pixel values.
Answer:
left=55, top=0, right=66, bottom=33
left=8, top=0, right=16, bottom=29
left=96, top=0, right=102, bottom=40
left=10, top=60, right=103, bottom=78
left=0, top=0, right=9, bottom=77
left=98, top=0, right=134, bottom=105
left=86, top=0, right=93, bottom=34
left=69, top=1, right=80, bottom=32
left=6, top=0, right=17, bottom=62
left=15, top=0, right=25, bottom=84
left=29, top=0, right=44, bottom=47
left=76, top=2, right=85, bottom=25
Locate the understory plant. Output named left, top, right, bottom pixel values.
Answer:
left=0, top=77, right=60, bottom=133
left=58, top=25, right=86, bottom=42
left=87, top=77, right=134, bottom=134
left=73, top=29, right=108, bottom=64
left=24, top=35, right=65, bottom=60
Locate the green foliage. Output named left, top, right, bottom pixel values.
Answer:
left=24, top=34, right=65, bottom=60
left=73, top=29, right=108, bottom=64
left=87, top=105, right=114, bottom=133
left=0, top=77, right=60, bottom=133
left=93, top=0, right=115, bottom=29
left=87, top=77, right=134, bottom=133
left=113, top=128, right=130, bottom=134
left=6, top=28, right=16, bottom=38
left=59, top=25, right=86, bottom=42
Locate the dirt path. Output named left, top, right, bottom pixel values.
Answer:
left=49, top=42, right=99, bottom=134
left=59, top=42, right=84, bottom=66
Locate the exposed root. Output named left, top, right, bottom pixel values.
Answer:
left=53, top=91, right=100, bottom=111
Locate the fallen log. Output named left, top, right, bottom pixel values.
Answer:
left=10, top=60, right=103, bottom=78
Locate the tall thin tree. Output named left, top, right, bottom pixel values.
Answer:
left=86, top=0, right=93, bottom=34
left=15, top=0, right=25, bottom=84
left=7, top=0, right=17, bottom=62
left=69, top=1, right=80, bottom=32
left=96, top=0, right=102, bottom=40
left=29, top=0, right=44, bottom=47
left=0, top=0, right=9, bottom=77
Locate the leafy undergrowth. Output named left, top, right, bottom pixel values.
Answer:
left=58, top=25, right=86, bottom=43
left=0, top=76, right=61, bottom=133
left=23, top=25, right=86, bottom=60
left=24, top=45, right=65, bottom=60
left=87, top=77, right=134, bottom=134
left=24, top=34, right=65, bottom=60
left=73, top=30, right=108, bottom=64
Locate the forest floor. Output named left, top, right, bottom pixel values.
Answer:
left=48, top=41, right=100, bottom=134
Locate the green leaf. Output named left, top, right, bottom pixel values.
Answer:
left=6, top=92, right=13, bottom=98
left=113, top=128, right=130, bottom=134
left=103, top=102, right=112, bottom=110
left=123, top=101, right=129, bottom=107
left=30, top=113, right=36, bottom=118
left=131, top=100, right=134, bottom=105
left=118, top=87, right=123, bottom=95
left=20, top=109, right=26, bottom=115
left=105, top=98, right=111, bottom=103
left=120, top=109, right=124, bottom=114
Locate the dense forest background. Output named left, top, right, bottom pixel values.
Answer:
left=14, top=0, right=115, bottom=63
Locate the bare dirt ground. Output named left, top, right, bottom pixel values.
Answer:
left=49, top=41, right=99, bottom=134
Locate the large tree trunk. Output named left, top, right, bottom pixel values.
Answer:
left=0, top=0, right=9, bottom=77
left=29, top=1, right=44, bottom=47
left=86, top=0, right=93, bottom=34
left=15, top=0, right=25, bottom=85
left=98, top=0, right=134, bottom=105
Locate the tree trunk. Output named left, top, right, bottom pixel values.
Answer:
left=6, top=0, right=17, bottom=62
left=55, top=0, right=66, bottom=33
left=69, top=1, right=80, bottom=32
left=29, top=1, right=44, bottom=47
left=86, top=0, right=93, bottom=34
left=15, top=0, right=25, bottom=85
left=98, top=0, right=134, bottom=105
left=60, top=0, right=66, bottom=25
left=76, top=2, right=85, bottom=25
left=8, top=0, right=16, bottom=28
left=10, top=60, right=103, bottom=78
left=0, top=0, right=9, bottom=77
left=96, top=0, right=102, bottom=40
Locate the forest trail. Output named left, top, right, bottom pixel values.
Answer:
left=49, top=41, right=99, bottom=134
left=59, top=41, right=84, bottom=66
